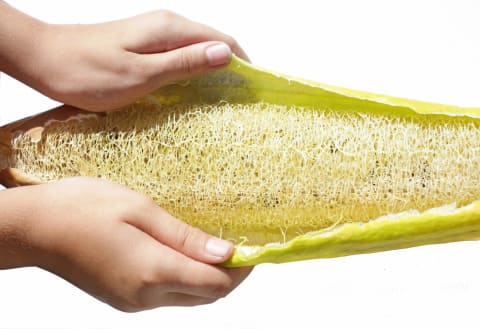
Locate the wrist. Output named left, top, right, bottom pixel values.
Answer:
left=0, top=186, right=38, bottom=268
left=0, top=183, right=74, bottom=271
left=0, top=2, right=52, bottom=93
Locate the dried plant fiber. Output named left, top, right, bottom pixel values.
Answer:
left=1, top=56, right=480, bottom=266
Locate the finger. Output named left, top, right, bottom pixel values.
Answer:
left=163, top=14, right=250, bottom=61
left=126, top=205, right=234, bottom=264
left=124, top=10, right=249, bottom=61
left=140, top=41, right=233, bottom=87
left=162, top=15, right=249, bottom=61
left=142, top=292, right=217, bottom=308
left=226, top=265, right=254, bottom=291
left=168, top=263, right=254, bottom=299
left=162, top=292, right=216, bottom=307
left=143, top=241, right=252, bottom=300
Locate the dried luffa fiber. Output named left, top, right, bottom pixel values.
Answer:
left=1, top=56, right=480, bottom=266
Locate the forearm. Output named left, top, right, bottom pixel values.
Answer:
left=0, top=1, right=50, bottom=91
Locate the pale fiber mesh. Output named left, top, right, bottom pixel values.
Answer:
left=10, top=103, right=480, bottom=244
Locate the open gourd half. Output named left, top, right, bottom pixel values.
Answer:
left=1, top=56, right=480, bottom=267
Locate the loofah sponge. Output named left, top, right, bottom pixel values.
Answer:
left=1, top=56, right=480, bottom=266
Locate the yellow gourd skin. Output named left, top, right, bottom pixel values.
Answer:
left=1, top=56, right=480, bottom=267
left=225, top=202, right=480, bottom=266
left=150, top=56, right=480, bottom=267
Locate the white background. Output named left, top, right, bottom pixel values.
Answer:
left=1, top=1, right=480, bottom=328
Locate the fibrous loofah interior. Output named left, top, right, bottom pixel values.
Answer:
left=9, top=103, right=480, bottom=245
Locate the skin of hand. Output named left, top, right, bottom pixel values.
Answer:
left=0, top=3, right=253, bottom=311
left=0, top=177, right=253, bottom=312
left=0, top=2, right=249, bottom=111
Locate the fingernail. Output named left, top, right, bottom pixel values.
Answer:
left=206, top=43, right=232, bottom=66
left=206, top=237, right=233, bottom=257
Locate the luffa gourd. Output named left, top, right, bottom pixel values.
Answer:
left=1, top=56, right=480, bottom=266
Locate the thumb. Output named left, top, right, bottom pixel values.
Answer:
left=173, top=223, right=235, bottom=264
left=144, top=41, right=232, bottom=86
left=131, top=207, right=234, bottom=264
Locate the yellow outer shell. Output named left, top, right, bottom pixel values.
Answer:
left=225, top=202, right=480, bottom=266
left=148, top=55, right=480, bottom=267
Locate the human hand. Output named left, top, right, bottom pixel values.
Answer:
left=0, top=6, right=249, bottom=111
left=1, top=177, right=252, bottom=311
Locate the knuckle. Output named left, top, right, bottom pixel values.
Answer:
left=177, top=49, right=196, bottom=75
left=156, top=9, right=177, bottom=24
left=199, top=272, right=234, bottom=299
left=119, top=195, right=156, bottom=222
left=186, top=269, right=233, bottom=300
left=136, top=195, right=157, bottom=211
left=108, top=288, right=150, bottom=313
left=223, top=34, right=238, bottom=48
left=175, top=222, right=196, bottom=250
left=199, top=298, right=217, bottom=306
left=114, top=271, right=165, bottom=312
left=113, top=301, right=144, bottom=313
left=210, top=281, right=232, bottom=299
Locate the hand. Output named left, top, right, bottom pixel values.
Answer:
left=1, top=177, right=252, bottom=311
left=0, top=6, right=249, bottom=111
